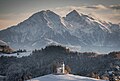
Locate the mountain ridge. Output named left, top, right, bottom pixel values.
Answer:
left=0, top=10, right=120, bottom=53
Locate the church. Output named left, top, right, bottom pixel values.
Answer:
left=56, top=62, right=65, bottom=74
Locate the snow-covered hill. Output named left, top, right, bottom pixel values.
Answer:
left=27, top=74, right=105, bottom=81
left=0, top=10, right=120, bottom=53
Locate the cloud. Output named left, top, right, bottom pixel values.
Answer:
left=107, top=14, right=120, bottom=22
left=89, top=12, right=120, bottom=23
left=84, top=4, right=107, bottom=10
left=81, top=4, right=120, bottom=10
left=109, top=4, right=120, bottom=10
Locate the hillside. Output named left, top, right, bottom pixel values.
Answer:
left=27, top=74, right=105, bottom=81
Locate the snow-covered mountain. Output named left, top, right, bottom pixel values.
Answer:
left=27, top=74, right=105, bottom=81
left=0, top=10, right=120, bottom=53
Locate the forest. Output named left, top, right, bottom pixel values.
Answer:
left=0, top=45, right=120, bottom=81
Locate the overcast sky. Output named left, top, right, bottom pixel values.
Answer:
left=0, top=0, right=120, bottom=29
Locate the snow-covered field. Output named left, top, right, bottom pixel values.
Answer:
left=27, top=74, right=105, bottom=81
left=0, top=51, right=31, bottom=58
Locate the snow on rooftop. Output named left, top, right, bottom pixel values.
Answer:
left=27, top=74, right=105, bottom=81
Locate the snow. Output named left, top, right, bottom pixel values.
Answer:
left=32, top=42, right=37, bottom=46
left=86, top=15, right=111, bottom=33
left=0, top=75, right=6, bottom=78
left=0, top=40, right=8, bottom=46
left=27, top=74, right=105, bottom=81
left=45, top=38, right=60, bottom=45
left=0, top=51, right=31, bottom=58
left=43, top=11, right=53, bottom=29
left=60, top=17, right=67, bottom=27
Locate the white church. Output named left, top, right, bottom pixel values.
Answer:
left=56, top=62, right=65, bottom=74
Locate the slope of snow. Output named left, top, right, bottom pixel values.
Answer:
left=27, top=74, right=105, bottom=81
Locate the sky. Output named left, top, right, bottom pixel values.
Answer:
left=0, top=0, right=120, bottom=30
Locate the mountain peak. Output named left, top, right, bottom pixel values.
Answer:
left=30, top=10, right=59, bottom=19
left=66, top=10, right=80, bottom=17
left=45, top=10, right=60, bottom=17
left=70, top=10, right=79, bottom=14
left=65, top=10, right=81, bottom=22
